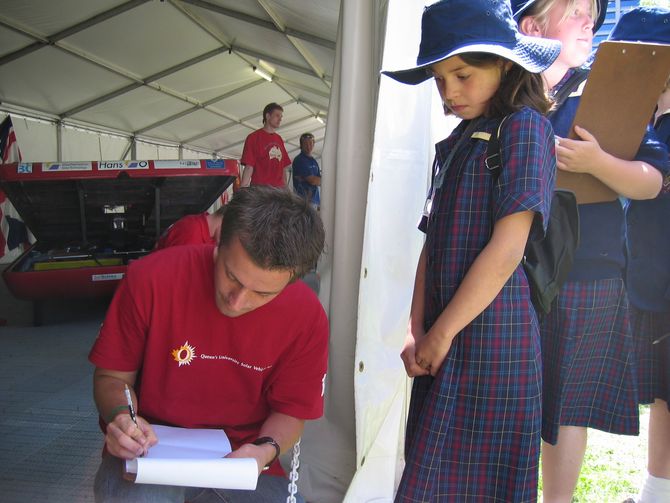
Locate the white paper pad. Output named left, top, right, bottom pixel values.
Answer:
left=125, top=424, right=258, bottom=490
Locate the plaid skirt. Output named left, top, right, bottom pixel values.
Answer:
left=540, top=278, right=639, bottom=444
left=396, top=308, right=542, bottom=502
left=630, top=307, right=670, bottom=406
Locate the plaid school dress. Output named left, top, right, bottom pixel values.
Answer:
left=395, top=108, right=555, bottom=503
left=631, top=309, right=670, bottom=406
left=540, top=278, right=640, bottom=443
left=539, top=71, right=669, bottom=444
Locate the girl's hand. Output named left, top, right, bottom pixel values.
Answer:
left=555, top=125, right=605, bottom=174
left=414, top=330, right=453, bottom=377
left=400, top=325, right=430, bottom=378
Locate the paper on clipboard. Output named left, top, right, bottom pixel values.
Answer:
left=558, top=41, right=670, bottom=203
left=124, top=424, right=258, bottom=490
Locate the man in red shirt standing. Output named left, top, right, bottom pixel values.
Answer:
left=240, top=103, right=291, bottom=188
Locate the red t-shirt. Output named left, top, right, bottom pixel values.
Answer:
left=89, top=245, right=328, bottom=476
left=154, top=213, right=213, bottom=250
left=240, top=129, right=291, bottom=187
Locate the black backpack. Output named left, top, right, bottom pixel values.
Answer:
left=486, top=120, right=580, bottom=315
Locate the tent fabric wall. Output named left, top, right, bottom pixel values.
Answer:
left=296, top=0, right=382, bottom=500
left=298, top=0, right=455, bottom=500
left=347, top=0, right=434, bottom=498
left=302, top=1, right=460, bottom=500
left=8, top=115, right=215, bottom=163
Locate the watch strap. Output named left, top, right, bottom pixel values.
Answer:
left=252, top=436, right=280, bottom=468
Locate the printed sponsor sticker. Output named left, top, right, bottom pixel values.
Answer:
left=45, top=162, right=92, bottom=172
left=127, top=160, right=149, bottom=169
left=91, top=273, right=125, bottom=282
left=154, top=160, right=201, bottom=169
left=98, top=160, right=149, bottom=170
left=205, top=159, right=226, bottom=169
left=17, top=163, right=32, bottom=174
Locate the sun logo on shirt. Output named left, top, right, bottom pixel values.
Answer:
left=171, top=341, right=196, bottom=367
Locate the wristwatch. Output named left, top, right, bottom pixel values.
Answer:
left=252, top=436, right=281, bottom=468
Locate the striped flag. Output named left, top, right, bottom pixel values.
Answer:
left=0, top=116, right=28, bottom=261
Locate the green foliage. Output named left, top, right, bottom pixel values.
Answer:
left=539, top=406, right=649, bottom=503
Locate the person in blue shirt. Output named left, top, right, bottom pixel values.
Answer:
left=291, top=133, right=321, bottom=210
left=514, top=1, right=670, bottom=501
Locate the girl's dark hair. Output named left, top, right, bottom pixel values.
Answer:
left=459, top=53, right=552, bottom=117
left=219, top=186, right=325, bottom=281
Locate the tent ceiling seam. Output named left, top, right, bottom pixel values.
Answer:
left=179, top=0, right=335, bottom=49
left=0, top=0, right=150, bottom=67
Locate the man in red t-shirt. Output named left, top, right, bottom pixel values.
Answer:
left=240, top=102, right=291, bottom=188
left=90, top=187, right=327, bottom=502
left=153, top=206, right=225, bottom=250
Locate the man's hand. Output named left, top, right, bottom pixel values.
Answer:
left=227, top=443, right=276, bottom=475
left=105, top=413, right=157, bottom=459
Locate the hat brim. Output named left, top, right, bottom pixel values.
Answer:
left=382, top=36, right=561, bottom=85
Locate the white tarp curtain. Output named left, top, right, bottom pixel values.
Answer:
left=299, top=1, right=456, bottom=501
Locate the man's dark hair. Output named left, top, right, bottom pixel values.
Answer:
left=299, top=132, right=315, bottom=150
left=262, top=102, right=283, bottom=125
left=219, top=186, right=325, bottom=281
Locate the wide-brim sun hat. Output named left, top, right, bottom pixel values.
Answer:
left=511, top=0, right=609, bottom=33
left=607, top=6, right=670, bottom=44
left=383, top=0, right=561, bottom=85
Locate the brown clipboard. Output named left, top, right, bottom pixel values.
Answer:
left=558, top=41, right=670, bottom=203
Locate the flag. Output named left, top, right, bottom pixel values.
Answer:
left=0, top=116, right=27, bottom=261
left=0, top=116, right=21, bottom=163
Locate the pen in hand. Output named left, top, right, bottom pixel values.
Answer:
left=124, top=383, right=146, bottom=457
left=124, top=384, right=138, bottom=427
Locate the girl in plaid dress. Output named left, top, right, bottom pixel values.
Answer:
left=514, top=1, right=670, bottom=501
left=383, top=0, right=560, bottom=500
left=612, top=7, right=670, bottom=503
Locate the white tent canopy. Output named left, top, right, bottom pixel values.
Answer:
left=0, top=0, right=335, bottom=161
left=0, top=1, right=453, bottom=501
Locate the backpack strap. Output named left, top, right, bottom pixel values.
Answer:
left=485, top=116, right=508, bottom=177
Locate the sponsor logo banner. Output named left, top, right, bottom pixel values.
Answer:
left=98, top=160, right=149, bottom=170
left=205, top=159, right=226, bottom=169
left=17, top=163, right=32, bottom=174
left=154, top=160, right=201, bottom=169
left=45, top=162, right=92, bottom=172
left=91, top=273, right=124, bottom=282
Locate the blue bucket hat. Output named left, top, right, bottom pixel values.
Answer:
left=382, top=0, right=561, bottom=85
left=608, top=6, right=670, bottom=44
left=511, top=0, right=608, bottom=33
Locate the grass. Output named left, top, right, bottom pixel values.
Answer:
left=539, top=405, right=649, bottom=503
